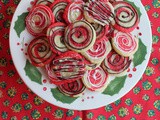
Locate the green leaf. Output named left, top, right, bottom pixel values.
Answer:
left=14, top=12, right=28, bottom=38
left=102, top=75, right=127, bottom=96
left=51, top=88, right=78, bottom=104
left=24, top=59, right=42, bottom=84
left=124, top=0, right=142, bottom=18
left=133, top=39, right=147, bottom=67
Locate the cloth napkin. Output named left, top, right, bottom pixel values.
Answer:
left=0, top=0, right=160, bottom=119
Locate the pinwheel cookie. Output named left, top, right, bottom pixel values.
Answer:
left=58, top=79, right=86, bottom=97
left=82, top=67, right=109, bottom=92
left=26, top=5, right=54, bottom=36
left=50, top=0, right=70, bottom=22
left=82, top=37, right=111, bottom=65
left=111, top=30, right=138, bottom=57
left=27, top=36, right=56, bottom=67
left=102, top=50, right=132, bottom=76
left=64, top=20, right=96, bottom=53
left=111, top=1, right=140, bottom=32
left=63, top=1, right=84, bottom=24
left=47, top=22, right=68, bottom=55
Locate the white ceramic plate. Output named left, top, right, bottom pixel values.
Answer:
left=9, top=0, right=152, bottom=110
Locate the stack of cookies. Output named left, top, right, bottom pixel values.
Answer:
left=26, top=0, right=140, bottom=97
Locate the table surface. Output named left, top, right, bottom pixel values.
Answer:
left=0, top=0, right=160, bottom=120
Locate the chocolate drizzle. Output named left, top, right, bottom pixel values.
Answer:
left=52, top=57, right=86, bottom=80
left=84, top=1, right=114, bottom=25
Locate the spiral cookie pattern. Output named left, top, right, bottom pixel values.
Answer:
left=50, top=0, right=69, bottom=22
left=112, top=1, right=139, bottom=32
left=58, top=79, right=86, bottom=97
left=82, top=67, right=108, bottom=91
left=26, top=5, right=54, bottom=36
left=28, top=36, right=56, bottom=67
left=102, top=50, right=132, bottom=74
left=47, top=22, right=68, bottom=54
left=112, top=31, right=138, bottom=57
left=82, top=37, right=111, bottom=64
left=63, top=1, right=84, bottom=24
left=64, top=20, right=96, bottom=52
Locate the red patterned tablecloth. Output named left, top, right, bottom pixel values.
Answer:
left=0, top=0, right=160, bottom=120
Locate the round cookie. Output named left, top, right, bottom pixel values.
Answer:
left=84, top=1, right=114, bottom=26
left=52, top=51, right=86, bottom=80
left=64, top=20, right=96, bottom=53
left=26, top=5, right=54, bottom=36
left=82, top=37, right=111, bottom=65
left=27, top=36, right=56, bottom=67
left=111, top=30, right=138, bottom=57
left=47, top=22, right=68, bottom=55
left=102, top=50, right=132, bottom=76
left=58, top=79, right=86, bottom=97
left=50, top=0, right=70, bottom=22
left=63, top=1, right=84, bottom=24
left=82, top=67, right=109, bottom=92
left=111, top=1, right=140, bottom=32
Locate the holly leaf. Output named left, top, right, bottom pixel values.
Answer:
left=124, top=0, right=142, bottom=18
left=51, top=88, right=78, bottom=104
left=102, top=75, right=127, bottom=96
left=24, top=59, right=42, bottom=84
left=133, top=39, right=147, bottom=67
left=14, top=12, right=28, bottom=38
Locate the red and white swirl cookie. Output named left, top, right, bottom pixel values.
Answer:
left=27, top=36, right=56, bottom=67
left=47, top=22, right=68, bottom=55
left=82, top=67, right=108, bottom=91
left=82, top=37, right=111, bottom=65
left=26, top=5, right=54, bottom=36
left=84, top=1, right=114, bottom=26
left=63, top=1, right=84, bottom=24
left=102, top=50, right=132, bottom=75
left=58, top=79, right=86, bottom=97
left=111, top=30, right=138, bottom=57
left=50, top=0, right=70, bottom=22
left=64, top=20, right=96, bottom=53
left=111, top=1, right=140, bottom=32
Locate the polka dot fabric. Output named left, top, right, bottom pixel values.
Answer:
left=0, top=0, right=160, bottom=119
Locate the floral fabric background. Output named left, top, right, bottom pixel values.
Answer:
left=0, top=0, right=160, bottom=120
